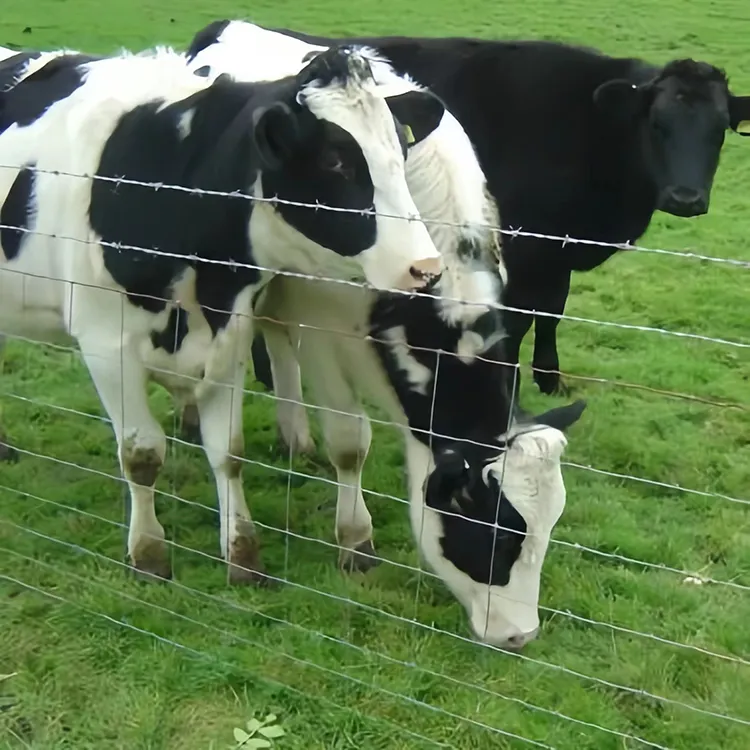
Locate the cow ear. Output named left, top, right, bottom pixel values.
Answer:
left=729, top=95, right=750, bottom=135
left=425, top=447, right=470, bottom=510
left=251, top=102, right=300, bottom=170
left=385, top=90, right=445, bottom=146
left=531, top=399, right=586, bottom=432
left=593, top=79, right=646, bottom=122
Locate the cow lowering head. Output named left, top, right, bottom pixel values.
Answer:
left=422, top=399, right=586, bottom=650
left=242, top=44, right=446, bottom=291
left=593, top=59, right=750, bottom=217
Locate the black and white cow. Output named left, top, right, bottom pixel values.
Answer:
left=0, top=45, right=448, bottom=581
left=181, top=27, right=586, bottom=648
left=187, top=20, right=750, bottom=397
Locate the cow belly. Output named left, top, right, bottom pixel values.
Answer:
left=0, top=259, right=70, bottom=345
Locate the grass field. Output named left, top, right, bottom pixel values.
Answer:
left=1, top=1, right=750, bottom=748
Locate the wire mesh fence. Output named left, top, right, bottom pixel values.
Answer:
left=1, top=100, right=749, bottom=750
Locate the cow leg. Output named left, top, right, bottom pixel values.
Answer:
left=195, top=366, right=268, bottom=586
left=262, top=324, right=315, bottom=456
left=501, top=290, right=535, bottom=406
left=179, top=400, right=202, bottom=445
left=81, top=346, right=170, bottom=580
left=531, top=271, right=572, bottom=396
left=251, top=333, right=275, bottom=391
left=321, top=403, right=378, bottom=573
left=0, top=334, right=18, bottom=463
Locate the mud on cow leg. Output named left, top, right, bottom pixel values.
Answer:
left=322, top=409, right=380, bottom=574
left=195, top=359, right=271, bottom=586
left=124, top=439, right=172, bottom=581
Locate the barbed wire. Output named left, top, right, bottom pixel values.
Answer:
left=0, top=219, right=749, bottom=352
left=2, top=402, right=749, bottom=594
left=3, top=164, right=750, bottom=270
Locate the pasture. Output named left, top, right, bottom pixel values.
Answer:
left=1, top=0, right=749, bottom=748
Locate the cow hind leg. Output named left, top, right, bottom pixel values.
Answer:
left=81, top=346, right=170, bottom=581
left=262, top=325, right=316, bottom=456
left=321, top=405, right=378, bottom=574
left=196, top=373, right=268, bottom=587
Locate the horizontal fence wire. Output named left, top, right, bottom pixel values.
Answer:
left=3, top=517, right=749, bottom=732
left=0, top=571, right=453, bottom=750
left=0, top=164, right=747, bottom=748
left=4, top=476, right=749, bottom=671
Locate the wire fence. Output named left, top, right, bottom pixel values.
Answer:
left=1, top=164, right=748, bottom=749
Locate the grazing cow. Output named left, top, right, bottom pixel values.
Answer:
left=249, top=264, right=586, bottom=649
left=0, top=45, right=448, bottom=581
left=187, top=20, right=750, bottom=397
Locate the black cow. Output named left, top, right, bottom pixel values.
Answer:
left=187, top=21, right=750, bottom=396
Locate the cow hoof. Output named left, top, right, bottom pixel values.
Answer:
left=276, top=433, right=316, bottom=457
left=533, top=369, right=569, bottom=396
left=131, top=545, right=172, bottom=582
left=339, top=540, right=381, bottom=574
left=227, top=535, right=274, bottom=587
left=0, top=441, right=19, bottom=463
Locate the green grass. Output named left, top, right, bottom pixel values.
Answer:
left=1, top=1, right=750, bottom=748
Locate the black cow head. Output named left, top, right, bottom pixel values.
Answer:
left=594, top=59, right=750, bottom=218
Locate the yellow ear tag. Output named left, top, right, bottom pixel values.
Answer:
left=404, top=125, right=416, bottom=144
left=737, top=120, right=750, bottom=134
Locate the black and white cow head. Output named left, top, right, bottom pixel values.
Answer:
left=422, top=400, right=586, bottom=650
left=210, top=44, right=447, bottom=291
left=593, top=58, right=750, bottom=217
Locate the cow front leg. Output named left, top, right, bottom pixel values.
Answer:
left=196, top=369, right=267, bottom=586
left=81, top=345, right=170, bottom=580
left=531, top=271, right=572, bottom=396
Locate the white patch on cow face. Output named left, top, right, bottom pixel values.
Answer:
left=380, top=324, right=433, bottom=395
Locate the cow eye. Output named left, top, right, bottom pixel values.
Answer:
left=320, top=150, right=354, bottom=180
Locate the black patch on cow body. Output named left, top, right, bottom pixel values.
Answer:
left=89, top=81, right=263, bottom=330
left=0, top=164, right=35, bottom=260
left=0, top=53, right=100, bottom=135
left=150, top=306, right=189, bottom=353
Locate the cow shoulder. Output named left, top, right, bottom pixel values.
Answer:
left=90, top=75, right=262, bottom=328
